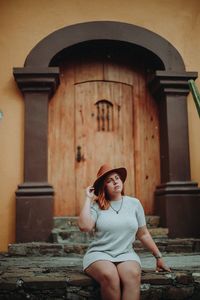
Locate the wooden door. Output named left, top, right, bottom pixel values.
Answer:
left=48, top=56, right=160, bottom=216
left=75, top=81, right=134, bottom=214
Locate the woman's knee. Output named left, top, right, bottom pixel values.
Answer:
left=118, top=262, right=141, bottom=285
left=100, top=268, right=120, bottom=287
left=131, top=267, right=141, bottom=280
left=86, top=261, right=120, bottom=287
left=126, top=268, right=141, bottom=284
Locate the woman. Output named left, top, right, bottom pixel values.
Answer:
left=78, top=164, right=170, bottom=300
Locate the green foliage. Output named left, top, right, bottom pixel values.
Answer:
left=188, top=80, right=200, bottom=118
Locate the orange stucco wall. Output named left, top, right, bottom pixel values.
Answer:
left=0, top=0, right=200, bottom=252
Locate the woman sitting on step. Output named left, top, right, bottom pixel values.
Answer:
left=78, top=164, right=171, bottom=300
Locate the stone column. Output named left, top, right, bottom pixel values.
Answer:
left=13, top=67, right=60, bottom=242
left=149, top=71, right=200, bottom=238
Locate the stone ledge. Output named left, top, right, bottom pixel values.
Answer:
left=8, top=238, right=200, bottom=257
left=0, top=266, right=200, bottom=299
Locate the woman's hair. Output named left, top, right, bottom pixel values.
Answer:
left=96, top=173, right=124, bottom=210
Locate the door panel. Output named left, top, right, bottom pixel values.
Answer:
left=133, top=70, right=160, bottom=213
left=75, top=81, right=134, bottom=214
left=48, top=64, right=76, bottom=216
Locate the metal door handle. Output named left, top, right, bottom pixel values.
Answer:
left=76, top=146, right=82, bottom=162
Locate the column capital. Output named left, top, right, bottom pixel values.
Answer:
left=155, top=181, right=200, bottom=195
left=13, top=67, right=60, bottom=98
left=149, top=70, right=198, bottom=98
left=16, top=182, right=54, bottom=197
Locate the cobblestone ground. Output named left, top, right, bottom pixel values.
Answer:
left=1, top=253, right=200, bottom=299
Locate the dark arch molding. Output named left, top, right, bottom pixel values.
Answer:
left=25, top=21, right=185, bottom=71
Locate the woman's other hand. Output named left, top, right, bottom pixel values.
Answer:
left=156, top=258, right=171, bottom=272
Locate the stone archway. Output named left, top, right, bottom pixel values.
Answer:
left=13, top=21, right=200, bottom=241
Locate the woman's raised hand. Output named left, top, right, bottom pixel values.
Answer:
left=85, top=186, right=95, bottom=200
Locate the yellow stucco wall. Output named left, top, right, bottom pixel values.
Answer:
left=0, top=0, right=200, bottom=252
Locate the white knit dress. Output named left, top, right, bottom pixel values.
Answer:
left=83, top=196, right=146, bottom=271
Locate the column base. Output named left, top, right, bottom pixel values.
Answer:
left=16, top=183, right=54, bottom=242
left=155, top=182, right=200, bottom=238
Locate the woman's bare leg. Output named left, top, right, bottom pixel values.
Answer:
left=117, top=261, right=141, bottom=300
left=85, top=260, right=121, bottom=300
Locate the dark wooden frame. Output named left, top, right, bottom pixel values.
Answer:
left=13, top=21, right=200, bottom=241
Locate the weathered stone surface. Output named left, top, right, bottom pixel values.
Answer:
left=166, top=286, right=194, bottom=299
left=54, top=216, right=78, bottom=230
left=66, top=272, right=94, bottom=287
left=148, top=227, right=169, bottom=237
left=175, top=271, right=194, bottom=284
left=52, top=228, right=95, bottom=244
left=134, top=238, right=200, bottom=256
left=8, top=243, right=64, bottom=257
left=54, top=215, right=160, bottom=230
left=1, top=255, right=200, bottom=300
left=8, top=237, right=200, bottom=257
left=194, top=240, right=200, bottom=252
left=145, top=215, right=160, bottom=228
left=141, top=285, right=164, bottom=300
left=63, top=243, right=88, bottom=256
left=192, top=272, right=200, bottom=283
left=166, top=239, right=194, bottom=253
left=8, top=244, right=28, bottom=256
left=142, top=272, right=172, bottom=285
left=2, top=248, right=200, bottom=299
left=52, top=216, right=166, bottom=244
left=0, top=279, right=18, bottom=291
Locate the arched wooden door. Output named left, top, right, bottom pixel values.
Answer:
left=48, top=56, right=160, bottom=216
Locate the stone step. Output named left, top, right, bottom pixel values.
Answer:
left=51, top=228, right=95, bottom=244
left=1, top=269, right=200, bottom=300
left=53, top=215, right=160, bottom=230
left=8, top=242, right=88, bottom=257
left=54, top=216, right=78, bottom=230
left=1, top=254, right=200, bottom=299
left=134, top=238, right=200, bottom=253
left=148, top=227, right=169, bottom=238
left=51, top=226, right=168, bottom=244
left=52, top=215, right=165, bottom=244
left=8, top=238, right=200, bottom=257
left=146, top=215, right=160, bottom=228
